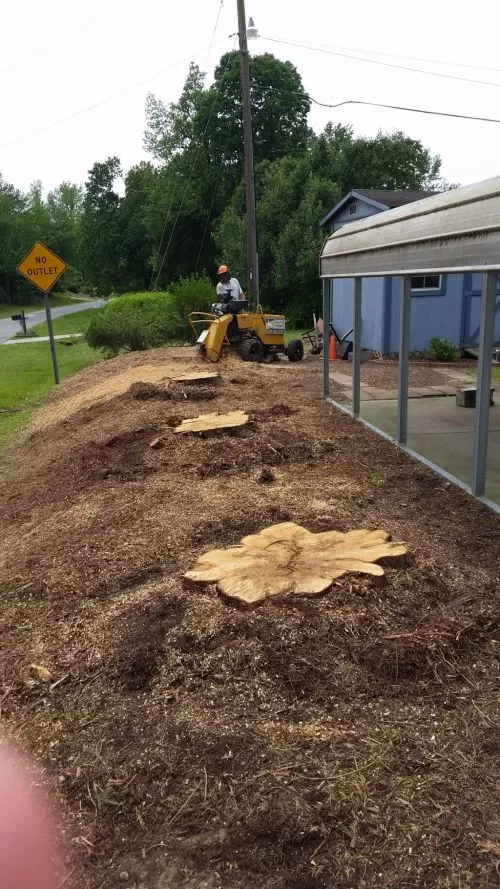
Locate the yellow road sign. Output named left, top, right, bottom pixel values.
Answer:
left=17, top=241, right=68, bottom=293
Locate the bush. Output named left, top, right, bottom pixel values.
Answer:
left=85, top=277, right=214, bottom=355
left=86, top=293, right=172, bottom=355
left=164, top=276, right=214, bottom=339
left=426, top=337, right=461, bottom=362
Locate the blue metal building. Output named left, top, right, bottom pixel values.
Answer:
left=320, top=190, right=500, bottom=353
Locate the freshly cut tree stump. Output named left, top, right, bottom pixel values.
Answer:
left=185, top=522, right=408, bottom=604
left=174, top=410, right=248, bottom=434
left=170, top=372, right=219, bottom=384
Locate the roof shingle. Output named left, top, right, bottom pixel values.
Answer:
left=355, top=189, right=437, bottom=208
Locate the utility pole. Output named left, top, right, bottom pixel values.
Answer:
left=236, top=0, right=259, bottom=306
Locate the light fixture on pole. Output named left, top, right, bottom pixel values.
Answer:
left=247, top=17, right=258, bottom=40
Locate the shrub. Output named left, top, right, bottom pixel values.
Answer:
left=85, top=277, right=214, bottom=355
left=426, top=337, right=461, bottom=362
left=85, top=293, right=172, bottom=355
left=165, top=276, right=214, bottom=339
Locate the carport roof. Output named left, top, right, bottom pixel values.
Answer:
left=320, top=175, right=500, bottom=278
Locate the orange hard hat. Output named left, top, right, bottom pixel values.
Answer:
left=217, top=265, right=228, bottom=275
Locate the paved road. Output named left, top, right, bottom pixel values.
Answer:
left=0, top=300, right=104, bottom=344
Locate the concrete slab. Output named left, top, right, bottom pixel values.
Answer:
left=360, top=396, right=500, bottom=505
left=408, top=387, right=436, bottom=398
left=433, top=368, right=475, bottom=383
left=433, top=386, right=458, bottom=396
left=330, top=372, right=352, bottom=386
left=369, top=389, right=398, bottom=400
left=4, top=334, right=84, bottom=344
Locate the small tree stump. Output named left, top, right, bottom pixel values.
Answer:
left=456, top=387, right=495, bottom=408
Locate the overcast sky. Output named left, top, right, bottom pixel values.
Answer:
left=2, top=0, right=500, bottom=194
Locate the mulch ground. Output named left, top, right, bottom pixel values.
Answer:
left=0, top=348, right=499, bottom=889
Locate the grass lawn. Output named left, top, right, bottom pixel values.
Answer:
left=0, top=293, right=92, bottom=320
left=285, top=328, right=306, bottom=344
left=0, top=340, right=99, bottom=449
left=25, top=307, right=100, bottom=337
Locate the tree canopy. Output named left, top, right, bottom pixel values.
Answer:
left=0, top=50, right=448, bottom=317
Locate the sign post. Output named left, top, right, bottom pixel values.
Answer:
left=17, top=241, right=68, bottom=384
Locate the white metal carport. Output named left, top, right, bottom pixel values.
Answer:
left=320, top=175, right=500, bottom=513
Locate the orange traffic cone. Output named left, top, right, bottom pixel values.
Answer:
left=328, top=334, right=337, bottom=361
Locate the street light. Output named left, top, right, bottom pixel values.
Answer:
left=247, top=17, right=258, bottom=40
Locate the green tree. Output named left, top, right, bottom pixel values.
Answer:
left=81, top=157, right=122, bottom=294
left=24, top=181, right=53, bottom=250
left=144, top=63, right=206, bottom=162
left=319, top=125, right=442, bottom=192
left=116, top=163, right=156, bottom=292
left=46, top=182, right=83, bottom=266
left=0, top=175, right=27, bottom=303
left=215, top=124, right=443, bottom=323
left=194, top=51, right=311, bottom=182
left=0, top=175, right=86, bottom=303
left=143, top=52, right=312, bottom=288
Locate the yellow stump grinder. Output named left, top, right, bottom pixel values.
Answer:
left=188, top=298, right=304, bottom=364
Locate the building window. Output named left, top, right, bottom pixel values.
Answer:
left=410, top=274, right=442, bottom=291
left=349, top=203, right=357, bottom=215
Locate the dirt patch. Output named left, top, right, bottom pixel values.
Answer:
left=0, top=347, right=498, bottom=889
left=129, top=380, right=218, bottom=403
left=112, top=595, right=185, bottom=691
left=252, top=403, right=298, bottom=421
left=331, top=357, right=475, bottom=390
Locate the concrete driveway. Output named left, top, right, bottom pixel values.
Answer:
left=0, top=300, right=104, bottom=344
left=360, top=396, right=500, bottom=505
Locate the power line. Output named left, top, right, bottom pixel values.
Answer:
left=150, top=39, right=237, bottom=290
left=261, top=35, right=500, bottom=90
left=308, top=96, right=500, bottom=124
left=248, top=82, right=500, bottom=125
left=0, top=37, right=230, bottom=150
left=262, top=35, right=500, bottom=76
left=148, top=182, right=178, bottom=292
left=204, top=0, right=225, bottom=70
left=195, top=120, right=233, bottom=273
left=149, top=1, right=225, bottom=289
left=0, top=13, right=100, bottom=75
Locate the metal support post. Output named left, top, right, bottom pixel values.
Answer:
left=397, top=276, right=411, bottom=444
left=44, top=291, right=59, bottom=384
left=236, top=0, right=259, bottom=307
left=323, top=278, right=330, bottom=398
left=352, top=277, right=362, bottom=417
left=471, top=271, right=495, bottom=496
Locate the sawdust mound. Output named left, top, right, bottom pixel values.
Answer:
left=0, top=346, right=499, bottom=889
left=28, top=357, right=207, bottom=431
